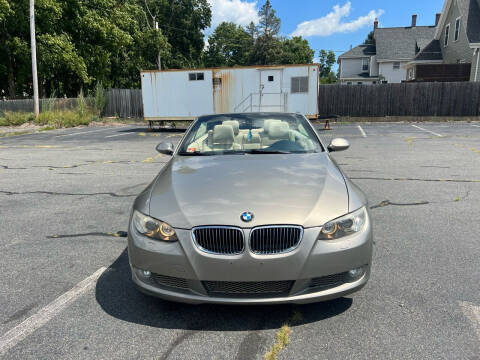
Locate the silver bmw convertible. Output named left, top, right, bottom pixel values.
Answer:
left=128, top=113, right=372, bottom=304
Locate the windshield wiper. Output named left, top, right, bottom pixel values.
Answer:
left=247, top=149, right=292, bottom=154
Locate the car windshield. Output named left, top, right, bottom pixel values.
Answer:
left=178, top=113, right=323, bottom=155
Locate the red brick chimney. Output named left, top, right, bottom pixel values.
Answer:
left=435, top=13, right=441, bottom=26
left=374, top=18, right=379, bottom=30
left=412, top=14, right=417, bottom=27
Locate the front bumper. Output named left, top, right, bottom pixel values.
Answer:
left=127, top=219, right=373, bottom=305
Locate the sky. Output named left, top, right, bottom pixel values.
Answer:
left=206, top=0, right=444, bottom=62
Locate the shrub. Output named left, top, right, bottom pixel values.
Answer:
left=94, top=82, right=106, bottom=116
left=0, top=111, right=34, bottom=126
left=34, top=110, right=93, bottom=128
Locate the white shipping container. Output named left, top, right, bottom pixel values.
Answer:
left=141, top=64, right=319, bottom=124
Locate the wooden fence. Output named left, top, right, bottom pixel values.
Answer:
left=318, top=82, right=480, bottom=117
left=0, top=89, right=143, bottom=118
left=2, top=82, right=480, bottom=118
left=103, top=89, right=143, bottom=118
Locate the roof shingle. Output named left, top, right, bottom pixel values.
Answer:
left=374, top=26, right=436, bottom=60
left=338, top=44, right=376, bottom=59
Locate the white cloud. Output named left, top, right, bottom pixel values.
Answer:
left=291, top=2, right=384, bottom=37
left=208, top=0, right=260, bottom=28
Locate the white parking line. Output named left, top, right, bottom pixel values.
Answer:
left=55, top=127, right=120, bottom=138
left=357, top=125, right=367, bottom=138
left=471, top=124, right=480, bottom=128
left=459, top=301, right=480, bottom=340
left=411, top=124, right=444, bottom=137
left=0, top=267, right=106, bottom=356
left=105, top=132, right=131, bottom=138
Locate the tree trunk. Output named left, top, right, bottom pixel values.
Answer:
left=8, top=58, right=16, bottom=99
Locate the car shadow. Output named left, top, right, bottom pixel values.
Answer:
left=95, top=249, right=353, bottom=331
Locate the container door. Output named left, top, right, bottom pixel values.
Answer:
left=259, top=70, right=284, bottom=112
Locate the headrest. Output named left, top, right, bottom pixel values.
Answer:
left=263, top=119, right=281, bottom=135
left=222, top=120, right=239, bottom=135
left=269, top=123, right=290, bottom=140
left=213, top=125, right=234, bottom=145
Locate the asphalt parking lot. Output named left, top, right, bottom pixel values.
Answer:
left=0, top=121, right=479, bottom=359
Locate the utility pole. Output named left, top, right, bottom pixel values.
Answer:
left=155, top=20, right=161, bottom=70
left=29, top=0, right=39, bottom=118
left=145, top=0, right=161, bottom=70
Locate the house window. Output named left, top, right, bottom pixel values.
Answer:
left=268, top=75, right=274, bottom=82
left=445, top=24, right=450, bottom=46
left=362, top=58, right=369, bottom=72
left=393, top=62, right=400, bottom=70
left=357, top=82, right=363, bottom=85
left=291, top=77, right=308, bottom=93
left=347, top=82, right=352, bottom=85
left=189, top=72, right=204, bottom=81
left=454, top=18, right=461, bottom=41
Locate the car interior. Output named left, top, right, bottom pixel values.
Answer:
left=184, top=118, right=319, bottom=153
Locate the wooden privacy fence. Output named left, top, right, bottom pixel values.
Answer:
left=318, top=82, right=480, bottom=117
left=103, top=89, right=143, bottom=118
left=0, top=89, right=143, bottom=118
left=2, top=83, right=480, bottom=118
left=0, top=97, right=83, bottom=114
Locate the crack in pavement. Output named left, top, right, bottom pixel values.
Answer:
left=46, top=231, right=128, bottom=239
left=0, top=190, right=135, bottom=198
left=370, top=200, right=429, bottom=209
left=352, top=177, right=480, bottom=183
left=0, top=164, right=27, bottom=170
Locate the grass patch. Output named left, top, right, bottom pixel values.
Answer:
left=0, top=111, right=35, bottom=126
left=34, top=109, right=94, bottom=128
left=264, top=325, right=291, bottom=360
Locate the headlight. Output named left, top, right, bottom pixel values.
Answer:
left=318, top=207, right=367, bottom=240
left=132, top=210, right=178, bottom=241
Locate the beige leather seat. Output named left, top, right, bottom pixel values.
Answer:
left=222, top=120, right=243, bottom=143
left=261, top=122, right=293, bottom=146
left=242, top=133, right=261, bottom=150
left=263, top=119, right=282, bottom=137
left=211, top=125, right=241, bottom=150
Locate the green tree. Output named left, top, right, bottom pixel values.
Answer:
left=364, top=31, right=375, bottom=45
left=205, top=22, right=252, bottom=67
left=250, top=0, right=282, bottom=65
left=142, top=0, right=211, bottom=69
left=280, top=36, right=314, bottom=64
left=0, top=0, right=209, bottom=98
left=319, top=49, right=336, bottom=78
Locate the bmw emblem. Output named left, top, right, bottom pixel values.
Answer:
left=240, top=212, right=254, bottom=222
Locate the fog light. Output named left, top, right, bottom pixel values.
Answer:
left=142, top=270, right=152, bottom=278
left=346, top=267, right=365, bottom=282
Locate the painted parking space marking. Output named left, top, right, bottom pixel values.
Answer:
left=55, top=127, right=122, bottom=138
left=459, top=301, right=480, bottom=340
left=0, top=267, right=107, bottom=356
left=357, top=125, right=367, bottom=138
left=411, top=124, right=444, bottom=137
left=105, top=132, right=132, bottom=138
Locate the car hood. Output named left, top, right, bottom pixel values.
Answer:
left=148, top=153, right=348, bottom=229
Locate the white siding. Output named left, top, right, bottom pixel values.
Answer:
left=379, top=61, right=408, bottom=83
left=141, top=65, right=319, bottom=119
left=141, top=71, right=214, bottom=119
left=340, top=58, right=364, bottom=78
left=370, top=55, right=379, bottom=76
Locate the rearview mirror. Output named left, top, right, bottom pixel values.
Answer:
left=156, top=142, right=174, bottom=155
left=328, top=138, right=350, bottom=152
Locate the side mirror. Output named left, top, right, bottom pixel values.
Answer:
left=156, top=142, right=174, bottom=155
left=328, top=138, right=350, bottom=152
